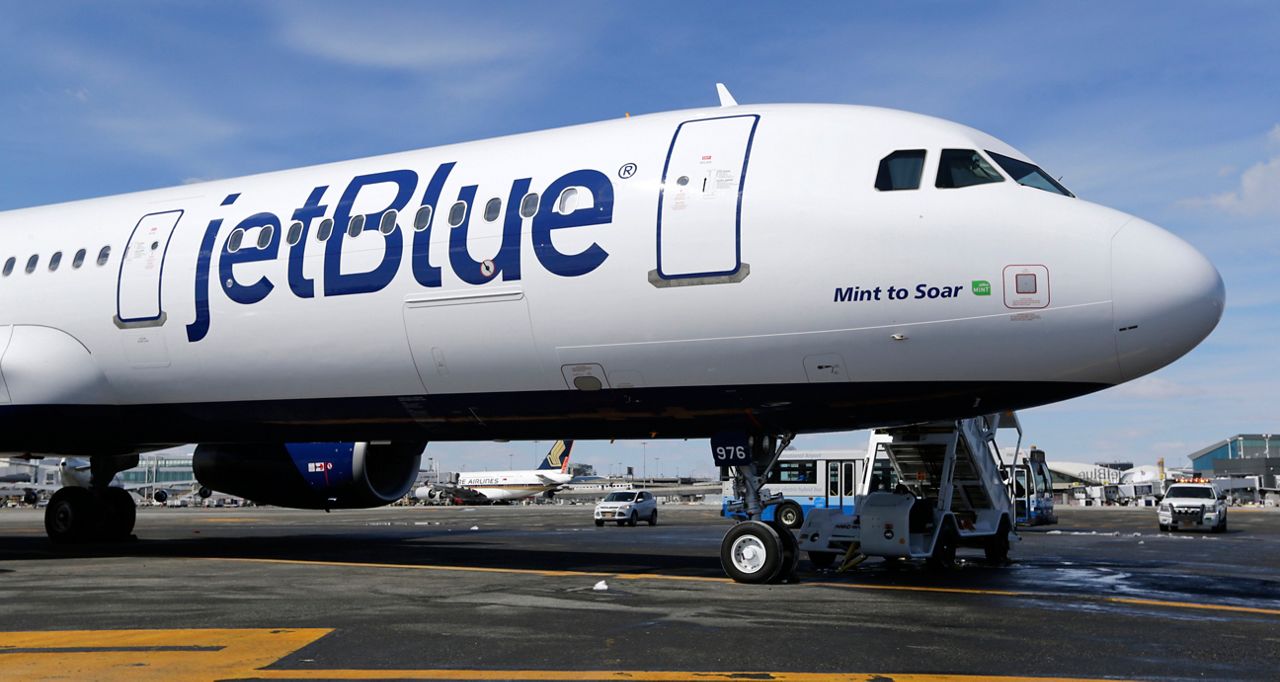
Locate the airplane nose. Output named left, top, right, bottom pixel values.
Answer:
left=1112, top=219, right=1225, bottom=380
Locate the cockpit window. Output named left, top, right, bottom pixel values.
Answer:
left=936, top=149, right=1003, bottom=189
left=986, top=151, right=1074, bottom=197
left=875, top=150, right=926, bottom=191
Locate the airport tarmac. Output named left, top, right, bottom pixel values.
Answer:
left=1, top=504, right=1278, bottom=681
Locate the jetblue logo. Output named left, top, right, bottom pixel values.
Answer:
left=186, top=163, right=615, bottom=342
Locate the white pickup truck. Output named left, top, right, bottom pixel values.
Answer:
left=1158, top=483, right=1227, bottom=532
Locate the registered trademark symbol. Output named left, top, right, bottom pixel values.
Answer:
left=618, top=162, right=637, bottom=179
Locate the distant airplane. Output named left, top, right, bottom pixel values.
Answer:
left=417, top=441, right=577, bottom=503
left=0, top=456, right=204, bottom=509
left=0, top=85, right=1223, bottom=581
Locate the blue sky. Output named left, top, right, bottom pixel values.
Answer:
left=2, top=2, right=1277, bottom=476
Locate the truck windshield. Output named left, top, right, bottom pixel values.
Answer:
left=986, top=151, right=1074, bottom=197
left=1166, top=486, right=1214, bottom=499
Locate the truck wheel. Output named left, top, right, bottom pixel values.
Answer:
left=648, top=509, right=658, bottom=526
left=594, top=519, right=604, bottom=527
left=776, top=502, right=803, bottom=529
left=627, top=511, right=638, bottom=527
left=927, top=521, right=958, bottom=570
left=720, top=521, right=784, bottom=584
left=1158, top=523, right=1169, bottom=532
left=808, top=551, right=838, bottom=570
left=984, top=517, right=1011, bottom=564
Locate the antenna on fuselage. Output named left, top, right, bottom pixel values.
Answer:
left=715, top=83, right=738, bottom=107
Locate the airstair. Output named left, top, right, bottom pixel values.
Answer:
left=797, top=412, right=1021, bottom=569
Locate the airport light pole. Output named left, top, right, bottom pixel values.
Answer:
left=642, top=441, right=648, bottom=481
left=656, top=457, right=661, bottom=478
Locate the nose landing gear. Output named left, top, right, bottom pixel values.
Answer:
left=714, top=432, right=798, bottom=584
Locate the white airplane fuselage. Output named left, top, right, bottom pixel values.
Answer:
left=454, top=470, right=574, bottom=502
left=0, top=103, right=1224, bottom=454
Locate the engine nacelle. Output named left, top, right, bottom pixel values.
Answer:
left=193, top=442, right=424, bottom=509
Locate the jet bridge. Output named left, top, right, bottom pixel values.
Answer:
left=798, top=413, right=1020, bottom=569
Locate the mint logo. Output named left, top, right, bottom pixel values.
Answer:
left=971, top=280, right=991, bottom=296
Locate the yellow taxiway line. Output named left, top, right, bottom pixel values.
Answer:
left=218, top=556, right=1280, bottom=617
left=0, top=627, right=1123, bottom=682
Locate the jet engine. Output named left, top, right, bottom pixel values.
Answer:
left=193, top=442, right=424, bottom=509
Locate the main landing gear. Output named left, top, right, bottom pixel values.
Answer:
left=716, top=432, right=797, bottom=584
left=44, top=455, right=138, bottom=543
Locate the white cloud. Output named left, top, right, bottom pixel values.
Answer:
left=276, top=8, right=539, bottom=72
left=1181, top=124, right=1280, bottom=217
left=1110, top=376, right=1203, bottom=400
left=1201, top=155, right=1280, bottom=216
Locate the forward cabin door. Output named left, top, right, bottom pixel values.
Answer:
left=115, top=210, right=184, bottom=327
left=652, top=115, right=758, bottom=285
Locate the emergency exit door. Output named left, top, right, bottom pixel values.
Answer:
left=115, top=210, right=184, bottom=327
left=654, top=115, right=758, bottom=282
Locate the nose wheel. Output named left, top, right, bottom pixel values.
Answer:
left=719, top=520, right=799, bottom=584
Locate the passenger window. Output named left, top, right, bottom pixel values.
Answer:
left=25, top=255, right=38, bottom=274
left=49, top=251, right=62, bottom=271
left=72, top=249, right=86, bottom=268
left=448, top=201, right=467, bottom=227
left=286, top=221, right=303, bottom=246
left=257, top=224, right=274, bottom=249
left=875, top=150, right=926, bottom=191
left=484, top=198, right=501, bottom=222
left=413, top=205, right=433, bottom=231
left=936, top=149, right=1003, bottom=189
left=519, top=193, right=539, bottom=218
left=227, top=229, right=245, bottom=253
left=347, top=214, right=365, bottom=238
left=316, top=218, right=334, bottom=241
left=556, top=188, right=579, bottom=214
left=2, top=257, right=13, bottom=276
left=96, top=246, right=111, bottom=266
left=379, top=209, right=398, bottom=235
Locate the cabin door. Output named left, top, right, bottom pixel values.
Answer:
left=653, top=115, right=758, bottom=284
left=115, top=210, right=184, bottom=327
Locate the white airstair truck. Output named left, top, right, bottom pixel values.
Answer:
left=798, top=413, right=1022, bottom=571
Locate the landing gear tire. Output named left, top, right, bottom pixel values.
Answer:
left=648, top=510, right=658, bottom=526
left=772, top=522, right=800, bottom=582
left=45, top=488, right=97, bottom=543
left=720, top=521, right=784, bottom=584
left=984, top=517, right=1011, bottom=564
left=776, top=502, right=803, bottom=530
left=627, top=511, right=638, bottom=527
left=927, top=521, right=958, bottom=571
left=101, top=487, right=137, bottom=541
left=594, top=519, right=605, bottom=527
left=808, top=551, right=838, bottom=570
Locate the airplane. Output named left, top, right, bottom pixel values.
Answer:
left=0, top=84, right=1223, bottom=581
left=415, top=440, right=576, bottom=503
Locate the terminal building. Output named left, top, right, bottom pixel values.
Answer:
left=1188, top=434, right=1279, bottom=491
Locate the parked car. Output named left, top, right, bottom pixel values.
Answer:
left=1159, top=483, right=1227, bottom=532
left=594, top=490, right=657, bottom=527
